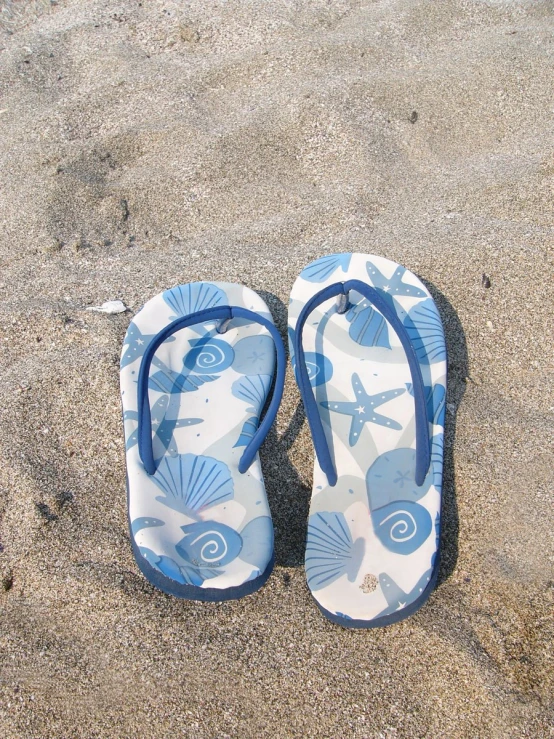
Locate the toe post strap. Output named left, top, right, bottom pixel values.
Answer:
left=293, top=279, right=431, bottom=487
left=137, top=306, right=286, bottom=476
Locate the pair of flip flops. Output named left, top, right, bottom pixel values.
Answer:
left=121, top=253, right=447, bottom=628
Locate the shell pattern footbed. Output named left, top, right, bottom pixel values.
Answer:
left=288, top=254, right=447, bottom=627
left=121, top=282, right=277, bottom=599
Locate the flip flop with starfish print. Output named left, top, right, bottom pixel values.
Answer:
left=121, top=282, right=285, bottom=600
left=288, top=254, right=447, bottom=627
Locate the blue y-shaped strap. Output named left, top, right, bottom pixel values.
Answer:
left=137, top=306, right=286, bottom=475
left=293, top=279, right=430, bottom=487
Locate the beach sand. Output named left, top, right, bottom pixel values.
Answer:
left=0, top=0, right=553, bottom=736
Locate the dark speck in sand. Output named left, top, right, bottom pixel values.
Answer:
left=2, top=574, right=13, bottom=592
left=410, top=111, right=418, bottom=123
left=482, top=274, right=492, bottom=288
left=55, top=490, right=74, bottom=509
left=282, top=573, right=291, bottom=586
left=35, top=502, right=58, bottom=522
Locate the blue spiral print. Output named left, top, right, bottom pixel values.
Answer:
left=183, top=336, right=235, bottom=374
left=292, top=351, right=333, bottom=388
left=176, top=521, right=242, bottom=568
left=372, top=500, right=432, bottom=555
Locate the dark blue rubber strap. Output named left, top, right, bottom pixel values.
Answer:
left=293, top=279, right=430, bottom=487
left=137, top=306, right=286, bottom=475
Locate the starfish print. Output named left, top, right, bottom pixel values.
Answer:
left=365, top=261, right=427, bottom=303
left=377, top=569, right=433, bottom=617
left=321, top=373, right=405, bottom=447
left=123, top=396, right=202, bottom=456
left=121, top=324, right=175, bottom=369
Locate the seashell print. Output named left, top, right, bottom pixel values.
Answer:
left=231, top=374, right=272, bottom=410
left=232, top=335, right=275, bottom=375
left=148, top=363, right=218, bottom=394
left=371, top=500, right=432, bottom=555
left=163, top=282, right=227, bottom=318
left=405, top=383, right=446, bottom=427
left=403, top=299, right=446, bottom=364
left=366, top=448, right=433, bottom=509
left=301, top=253, right=352, bottom=283
left=183, top=336, right=235, bottom=374
left=291, top=351, right=333, bottom=387
left=233, top=417, right=259, bottom=448
left=345, top=298, right=391, bottom=348
left=153, top=454, right=234, bottom=516
left=176, top=521, right=242, bottom=568
left=239, top=516, right=273, bottom=571
left=305, top=512, right=365, bottom=591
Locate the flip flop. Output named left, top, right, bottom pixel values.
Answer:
left=288, top=254, right=447, bottom=627
left=121, top=282, right=285, bottom=601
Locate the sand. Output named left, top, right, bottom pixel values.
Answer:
left=0, top=0, right=553, bottom=736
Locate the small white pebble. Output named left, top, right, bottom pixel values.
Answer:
left=86, top=300, right=128, bottom=314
